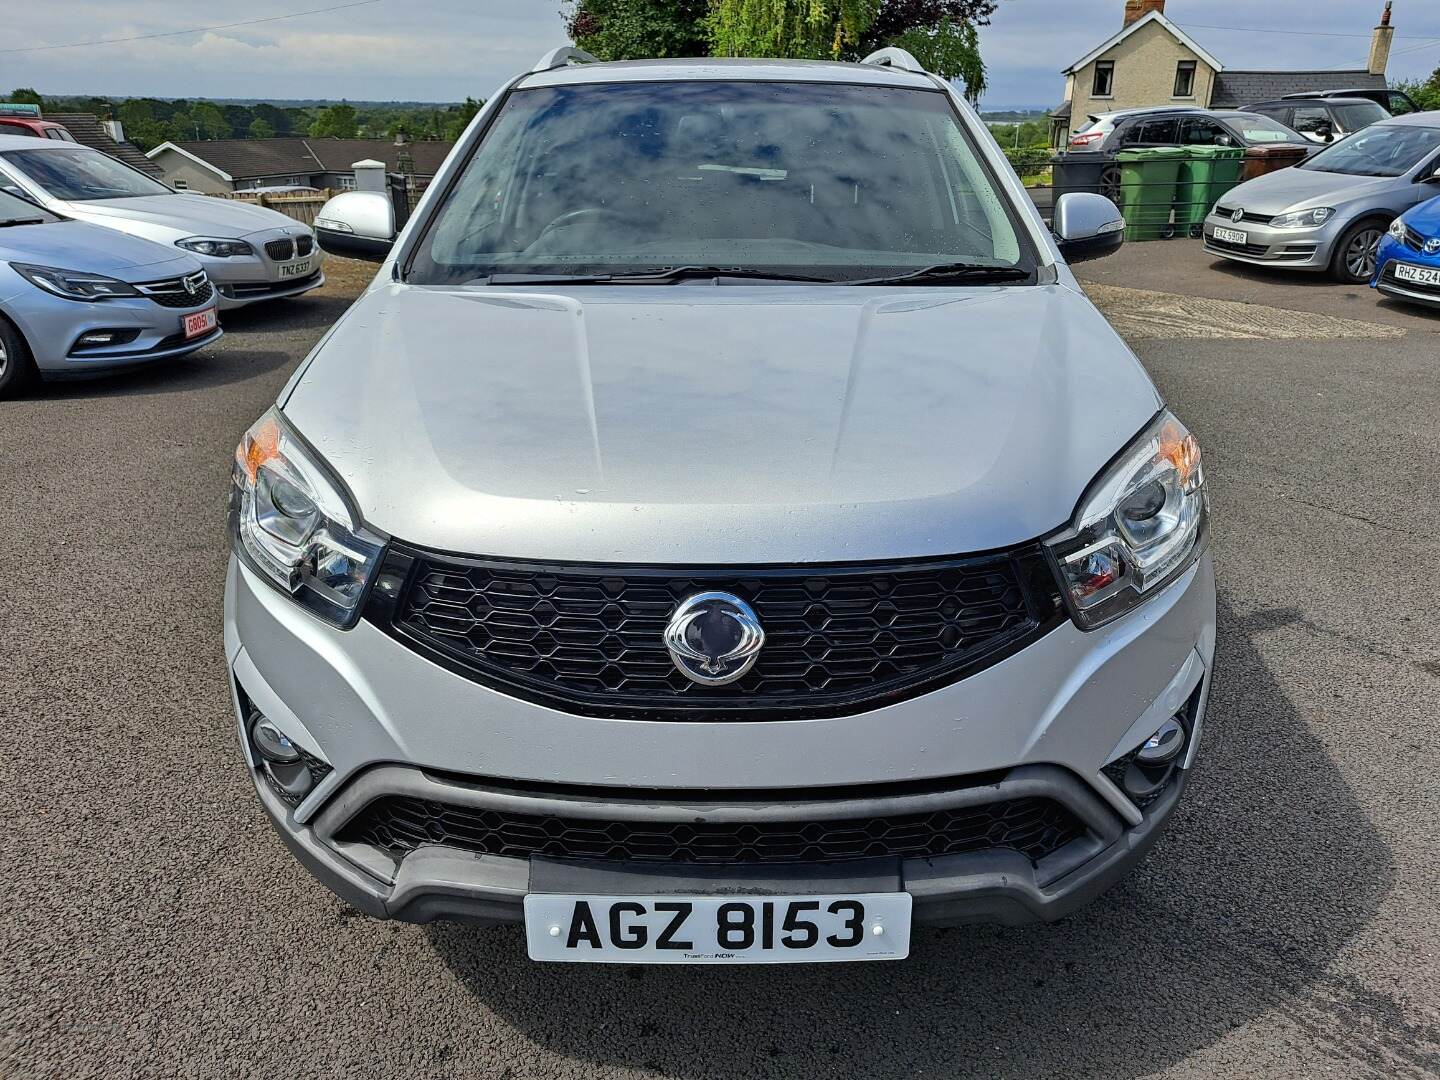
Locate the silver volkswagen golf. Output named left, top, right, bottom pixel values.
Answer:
left=227, top=49, right=1215, bottom=964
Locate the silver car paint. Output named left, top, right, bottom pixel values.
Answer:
left=231, top=57, right=1217, bottom=924
left=282, top=281, right=1160, bottom=564
left=1204, top=113, right=1440, bottom=271
left=0, top=217, right=219, bottom=374
left=0, top=135, right=324, bottom=309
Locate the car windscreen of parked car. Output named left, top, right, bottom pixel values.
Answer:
left=1219, top=113, right=1306, bottom=144
left=407, top=81, right=1033, bottom=284
left=1298, top=123, right=1440, bottom=177
left=0, top=188, right=61, bottom=224
left=0, top=146, right=173, bottom=201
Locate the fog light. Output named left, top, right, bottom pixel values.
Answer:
left=1136, top=717, right=1185, bottom=765
left=250, top=716, right=301, bottom=763
left=71, top=328, right=140, bottom=351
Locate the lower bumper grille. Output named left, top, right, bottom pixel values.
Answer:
left=339, top=791, right=1086, bottom=866
left=218, top=271, right=320, bottom=299
left=1381, top=266, right=1440, bottom=297
left=1205, top=236, right=1273, bottom=258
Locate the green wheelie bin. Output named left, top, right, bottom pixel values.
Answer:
left=1175, top=146, right=1245, bottom=237
left=1114, top=146, right=1185, bottom=241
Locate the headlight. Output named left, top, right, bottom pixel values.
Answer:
left=177, top=236, right=254, bottom=257
left=1388, top=218, right=1407, bottom=241
left=229, top=408, right=384, bottom=628
left=11, top=262, right=140, bottom=301
left=1269, top=207, right=1334, bottom=229
left=1046, top=411, right=1208, bottom=630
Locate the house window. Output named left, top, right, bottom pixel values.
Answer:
left=172, top=178, right=189, bottom=190
left=1174, top=60, right=1197, bottom=98
left=339, top=175, right=356, bottom=190
left=1093, top=61, right=1115, bottom=97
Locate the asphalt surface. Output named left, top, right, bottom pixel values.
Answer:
left=3, top=246, right=1439, bottom=1079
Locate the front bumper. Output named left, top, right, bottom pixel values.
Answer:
left=198, top=229, right=325, bottom=309
left=1202, top=213, right=1340, bottom=271
left=226, top=552, right=1215, bottom=927
left=1372, top=237, right=1440, bottom=308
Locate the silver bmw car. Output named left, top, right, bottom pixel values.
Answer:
left=0, top=135, right=323, bottom=309
left=227, top=49, right=1214, bottom=964
left=0, top=188, right=219, bottom=395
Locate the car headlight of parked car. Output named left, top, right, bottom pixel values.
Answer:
left=11, top=262, right=142, bottom=301
left=177, top=236, right=254, bottom=257
left=1046, top=411, right=1208, bottom=629
left=230, top=408, right=385, bottom=629
left=1269, top=207, right=1334, bottom=229
left=1387, top=218, right=1408, bottom=241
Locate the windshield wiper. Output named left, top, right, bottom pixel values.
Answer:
left=0, top=217, right=45, bottom=227
left=843, top=263, right=1032, bottom=287
left=479, top=265, right=839, bottom=285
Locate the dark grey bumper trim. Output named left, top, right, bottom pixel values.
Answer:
left=253, top=761, right=1184, bottom=927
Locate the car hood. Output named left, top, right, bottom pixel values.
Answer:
left=282, top=282, right=1161, bottom=564
left=1224, top=165, right=1404, bottom=214
left=0, top=218, right=196, bottom=277
left=59, top=193, right=298, bottom=238
left=1402, top=193, right=1440, bottom=235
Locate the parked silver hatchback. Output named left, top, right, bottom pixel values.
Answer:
left=227, top=49, right=1215, bottom=964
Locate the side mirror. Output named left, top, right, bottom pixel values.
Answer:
left=1053, top=192, right=1125, bottom=263
left=314, top=190, right=396, bottom=263
left=1424, top=165, right=1440, bottom=184
left=1216, top=134, right=1233, bottom=147
left=1318, top=124, right=1335, bottom=143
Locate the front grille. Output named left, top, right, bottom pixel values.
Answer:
left=369, top=546, right=1060, bottom=720
left=1383, top=264, right=1440, bottom=296
left=341, top=792, right=1086, bottom=865
left=137, top=271, right=213, bottom=308
left=1212, top=206, right=1272, bottom=225
left=295, top=234, right=314, bottom=257
left=265, top=237, right=295, bottom=261
left=1206, top=236, right=1273, bottom=258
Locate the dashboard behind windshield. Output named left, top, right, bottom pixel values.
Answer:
left=406, top=80, right=1035, bottom=284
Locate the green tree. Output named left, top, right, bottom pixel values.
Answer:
left=7, top=87, right=44, bottom=107
left=442, top=96, right=483, bottom=140
left=248, top=117, right=276, bottom=139
left=309, top=102, right=358, bottom=138
left=707, top=0, right=880, bottom=61
left=193, top=100, right=231, bottom=139
left=166, top=110, right=198, bottom=143
left=564, top=0, right=711, bottom=60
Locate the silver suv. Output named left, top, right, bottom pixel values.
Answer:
left=227, top=48, right=1214, bottom=965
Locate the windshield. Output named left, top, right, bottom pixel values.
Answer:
left=1300, top=123, right=1440, bottom=177
left=0, top=188, right=59, bottom=224
left=1221, top=113, right=1303, bottom=144
left=1333, top=102, right=1389, bottom=131
left=407, top=81, right=1033, bottom=284
left=0, top=146, right=172, bottom=200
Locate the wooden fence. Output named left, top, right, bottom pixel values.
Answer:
left=209, top=189, right=337, bottom=226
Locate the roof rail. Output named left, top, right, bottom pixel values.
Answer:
left=860, top=47, right=926, bottom=75
left=532, top=46, right=600, bottom=74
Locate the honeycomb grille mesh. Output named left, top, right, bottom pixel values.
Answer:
left=342, top=794, right=1086, bottom=865
left=385, top=552, right=1044, bottom=718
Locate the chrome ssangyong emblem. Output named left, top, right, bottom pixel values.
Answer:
left=664, top=591, right=765, bottom=686
left=1231, top=208, right=1245, bottom=223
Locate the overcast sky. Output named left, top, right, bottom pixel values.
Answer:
left=3, top=0, right=1438, bottom=108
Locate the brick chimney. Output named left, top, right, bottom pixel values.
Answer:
left=1124, top=0, right=1165, bottom=26
left=1368, top=1, right=1394, bottom=76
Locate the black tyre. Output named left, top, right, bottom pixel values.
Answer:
left=1331, top=219, right=1387, bottom=284
left=0, top=318, right=35, bottom=398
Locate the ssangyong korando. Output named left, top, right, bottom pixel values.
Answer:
left=226, top=48, right=1214, bottom=964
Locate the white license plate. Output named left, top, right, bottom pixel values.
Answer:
left=525, top=892, right=912, bottom=964
left=182, top=307, right=217, bottom=339
left=278, top=259, right=312, bottom=278
left=1394, top=262, right=1440, bottom=286
left=1211, top=226, right=1248, bottom=244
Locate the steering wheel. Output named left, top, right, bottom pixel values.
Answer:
left=534, top=207, right=629, bottom=243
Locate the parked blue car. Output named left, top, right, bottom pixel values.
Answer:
left=1372, top=195, right=1440, bottom=309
